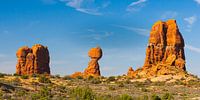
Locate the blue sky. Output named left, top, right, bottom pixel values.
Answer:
left=0, top=0, right=200, bottom=76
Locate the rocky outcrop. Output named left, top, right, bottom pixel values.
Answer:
left=84, top=47, right=102, bottom=77
left=127, top=67, right=135, bottom=78
left=16, top=44, right=50, bottom=75
left=128, top=19, right=186, bottom=78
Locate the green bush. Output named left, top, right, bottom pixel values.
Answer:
left=0, top=73, right=5, bottom=78
left=63, top=75, right=73, bottom=80
left=107, top=76, right=116, bottom=82
left=70, top=86, right=96, bottom=100
left=13, top=73, right=20, bottom=76
left=151, top=94, right=161, bottom=100
left=118, top=94, right=133, bottom=100
left=40, top=86, right=52, bottom=98
left=118, top=82, right=125, bottom=87
left=141, top=87, right=148, bottom=92
left=108, top=86, right=116, bottom=90
left=38, top=75, right=51, bottom=83
left=54, top=74, right=60, bottom=78
left=76, top=76, right=83, bottom=79
left=21, top=75, right=29, bottom=79
left=162, top=93, right=174, bottom=100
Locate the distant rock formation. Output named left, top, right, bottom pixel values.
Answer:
left=127, top=67, right=135, bottom=78
left=16, top=44, right=50, bottom=75
left=127, top=19, right=186, bottom=78
left=84, top=47, right=102, bottom=77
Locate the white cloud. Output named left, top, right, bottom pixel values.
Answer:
left=185, top=44, right=200, bottom=54
left=86, top=30, right=114, bottom=40
left=161, top=11, right=178, bottom=20
left=60, top=0, right=104, bottom=15
left=184, top=15, right=197, bottom=32
left=194, top=0, right=200, bottom=4
left=126, top=0, right=147, bottom=12
left=184, top=16, right=197, bottom=25
left=114, top=25, right=149, bottom=37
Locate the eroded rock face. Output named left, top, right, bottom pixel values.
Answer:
left=16, top=44, right=50, bottom=75
left=84, top=47, right=102, bottom=77
left=128, top=20, right=186, bottom=78
left=144, top=20, right=185, bottom=70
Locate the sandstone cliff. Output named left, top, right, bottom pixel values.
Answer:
left=127, top=19, right=186, bottom=78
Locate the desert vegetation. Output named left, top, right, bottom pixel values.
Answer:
left=0, top=73, right=199, bottom=100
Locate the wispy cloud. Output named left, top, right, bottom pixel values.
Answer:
left=126, top=0, right=147, bottom=12
left=113, top=25, right=149, bottom=37
left=60, top=0, right=109, bottom=15
left=161, top=11, right=178, bottom=20
left=184, top=15, right=197, bottom=32
left=186, top=44, right=200, bottom=54
left=85, top=29, right=114, bottom=40
left=194, top=0, right=200, bottom=5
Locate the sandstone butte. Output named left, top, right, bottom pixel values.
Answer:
left=127, top=19, right=186, bottom=78
left=16, top=44, right=50, bottom=75
left=71, top=47, right=102, bottom=78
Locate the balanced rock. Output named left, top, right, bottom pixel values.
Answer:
left=129, top=19, right=186, bottom=78
left=84, top=47, right=102, bottom=77
left=16, top=44, right=50, bottom=75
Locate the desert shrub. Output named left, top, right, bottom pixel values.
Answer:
left=151, top=94, right=161, bottom=100
left=21, top=75, right=29, bottom=79
left=90, top=78, right=101, bottom=84
left=63, top=75, right=73, bottom=80
left=31, top=74, right=39, bottom=78
left=96, top=94, right=112, bottom=100
left=141, top=87, right=149, bottom=92
left=108, top=85, right=116, bottom=90
left=174, top=80, right=185, bottom=85
left=187, top=79, right=200, bottom=86
left=76, top=76, right=83, bottom=79
left=107, top=76, right=116, bottom=82
left=30, top=86, right=53, bottom=100
left=31, top=93, right=41, bottom=100
left=54, top=74, right=60, bottom=78
left=11, top=77, right=21, bottom=86
left=38, top=75, right=51, bottom=83
left=134, top=81, right=145, bottom=87
left=124, top=79, right=131, bottom=84
left=141, top=95, right=149, bottom=100
left=118, top=82, right=125, bottom=87
left=0, top=73, right=5, bottom=78
left=162, top=93, right=174, bottom=100
left=15, top=89, right=27, bottom=97
left=118, top=94, right=133, bottom=100
left=70, top=86, right=96, bottom=100
left=40, top=86, right=52, bottom=99
left=13, top=73, right=19, bottom=76
left=153, top=81, right=165, bottom=86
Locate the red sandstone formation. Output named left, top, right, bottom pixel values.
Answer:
left=127, top=19, right=186, bottom=78
left=127, top=67, right=135, bottom=78
left=84, top=47, right=102, bottom=77
left=16, top=44, right=50, bottom=75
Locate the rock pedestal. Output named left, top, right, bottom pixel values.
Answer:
left=84, top=47, right=102, bottom=77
